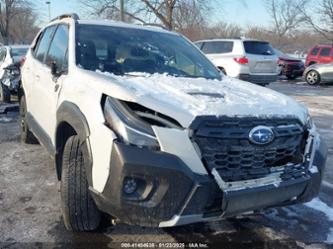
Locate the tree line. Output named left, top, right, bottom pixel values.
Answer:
left=0, top=0, right=332, bottom=53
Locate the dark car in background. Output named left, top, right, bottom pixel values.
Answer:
left=275, top=49, right=305, bottom=80
left=305, top=45, right=333, bottom=67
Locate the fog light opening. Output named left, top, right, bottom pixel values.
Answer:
left=123, top=178, right=138, bottom=195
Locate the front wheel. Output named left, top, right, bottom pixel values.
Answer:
left=306, top=70, right=321, bottom=85
left=0, top=83, right=11, bottom=103
left=61, top=135, right=101, bottom=232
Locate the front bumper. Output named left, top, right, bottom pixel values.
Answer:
left=90, top=139, right=327, bottom=227
left=238, top=74, right=278, bottom=85
left=282, top=64, right=305, bottom=77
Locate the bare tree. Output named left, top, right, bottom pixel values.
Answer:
left=265, top=0, right=309, bottom=49
left=10, top=6, right=39, bottom=44
left=80, top=0, right=210, bottom=30
left=0, top=0, right=33, bottom=44
left=299, top=0, right=333, bottom=42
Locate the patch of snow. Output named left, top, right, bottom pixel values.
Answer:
left=0, top=117, right=13, bottom=123
left=305, top=198, right=333, bottom=221
left=327, top=228, right=333, bottom=243
left=305, top=198, right=333, bottom=243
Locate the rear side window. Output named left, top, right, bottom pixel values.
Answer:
left=45, top=24, right=69, bottom=72
left=320, top=47, right=331, bottom=57
left=243, top=41, right=275, bottom=55
left=311, top=48, right=319, bottom=56
left=202, top=42, right=234, bottom=54
left=34, top=26, right=57, bottom=63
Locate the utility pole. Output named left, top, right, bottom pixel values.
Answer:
left=120, top=0, right=125, bottom=22
left=46, top=1, right=51, bottom=21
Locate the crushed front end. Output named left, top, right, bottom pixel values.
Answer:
left=91, top=98, right=327, bottom=227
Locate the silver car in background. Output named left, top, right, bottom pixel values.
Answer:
left=304, top=63, right=333, bottom=85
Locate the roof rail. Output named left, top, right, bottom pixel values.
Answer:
left=50, top=13, right=80, bottom=23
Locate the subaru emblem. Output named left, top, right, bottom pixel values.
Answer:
left=249, top=126, right=275, bottom=145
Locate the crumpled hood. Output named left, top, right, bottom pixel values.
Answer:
left=86, top=71, right=308, bottom=128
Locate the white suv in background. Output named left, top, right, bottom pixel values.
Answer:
left=195, top=39, right=279, bottom=86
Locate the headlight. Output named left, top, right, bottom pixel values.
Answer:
left=305, top=115, right=315, bottom=130
left=103, top=96, right=160, bottom=150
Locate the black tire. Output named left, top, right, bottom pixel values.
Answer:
left=286, top=75, right=297, bottom=80
left=61, top=135, right=101, bottom=232
left=20, top=95, right=38, bottom=144
left=305, top=70, right=321, bottom=85
left=0, top=83, right=11, bottom=103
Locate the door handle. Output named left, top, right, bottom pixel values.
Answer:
left=35, top=75, right=40, bottom=81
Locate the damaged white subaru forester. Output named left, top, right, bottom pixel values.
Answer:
left=20, top=14, right=327, bottom=232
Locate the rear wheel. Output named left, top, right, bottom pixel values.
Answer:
left=306, top=70, right=321, bottom=85
left=61, top=135, right=101, bottom=232
left=20, top=95, right=38, bottom=144
left=0, top=83, right=11, bottom=103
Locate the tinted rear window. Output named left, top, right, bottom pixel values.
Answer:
left=311, top=48, right=319, bottom=56
left=243, top=41, right=275, bottom=55
left=201, top=41, right=234, bottom=54
left=320, top=47, right=331, bottom=56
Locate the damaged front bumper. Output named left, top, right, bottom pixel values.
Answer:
left=90, top=132, right=327, bottom=228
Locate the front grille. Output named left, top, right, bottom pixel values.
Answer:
left=191, top=117, right=308, bottom=182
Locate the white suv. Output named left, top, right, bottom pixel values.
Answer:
left=20, top=14, right=326, bottom=232
left=195, top=39, right=279, bottom=86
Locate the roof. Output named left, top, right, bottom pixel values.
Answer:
left=2, top=45, right=30, bottom=49
left=77, top=19, right=175, bottom=35
left=195, top=38, right=267, bottom=43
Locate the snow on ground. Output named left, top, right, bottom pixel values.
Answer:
left=305, top=198, right=333, bottom=243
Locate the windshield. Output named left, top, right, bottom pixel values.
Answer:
left=10, top=48, right=28, bottom=58
left=243, top=41, right=275, bottom=56
left=76, top=24, right=221, bottom=80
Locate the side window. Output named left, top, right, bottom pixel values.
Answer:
left=320, top=47, right=330, bottom=57
left=202, top=41, right=234, bottom=54
left=34, top=26, right=57, bottom=63
left=45, top=24, right=69, bottom=72
left=311, top=48, right=319, bottom=56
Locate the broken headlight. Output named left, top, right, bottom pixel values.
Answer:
left=103, top=96, right=160, bottom=150
left=305, top=115, right=315, bottom=130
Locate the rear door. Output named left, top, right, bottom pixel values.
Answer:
left=243, top=41, right=278, bottom=74
left=32, top=24, right=69, bottom=144
left=26, top=25, right=57, bottom=122
left=320, top=63, right=333, bottom=81
left=318, top=47, right=332, bottom=64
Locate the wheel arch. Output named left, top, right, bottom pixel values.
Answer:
left=55, top=101, right=93, bottom=184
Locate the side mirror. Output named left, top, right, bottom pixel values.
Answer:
left=51, top=61, right=57, bottom=76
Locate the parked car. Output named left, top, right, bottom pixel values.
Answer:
left=304, top=63, right=333, bottom=85
left=21, top=14, right=326, bottom=232
left=305, top=45, right=333, bottom=67
left=195, top=38, right=279, bottom=86
left=0, top=45, right=29, bottom=102
left=275, top=49, right=305, bottom=80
